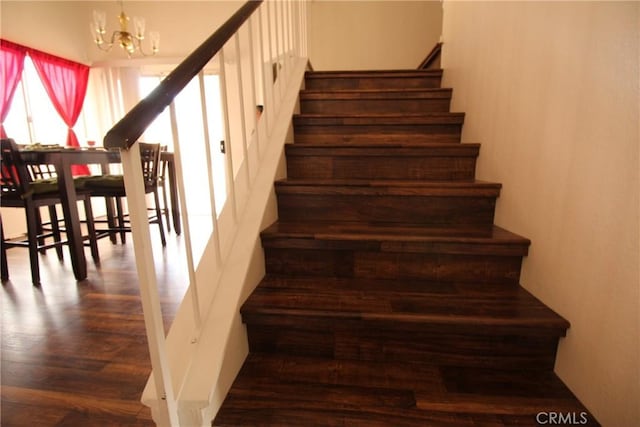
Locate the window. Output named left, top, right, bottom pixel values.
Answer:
left=139, top=75, right=173, bottom=150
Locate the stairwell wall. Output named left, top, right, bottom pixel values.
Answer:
left=441, top=2, right=639, bottom=426
left=308, top=0, right=442, bottom=70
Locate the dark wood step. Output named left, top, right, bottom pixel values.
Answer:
left=285, top=142, right=479, bottom=181
left=214, top=355, right=600, bottom=426
left=245, top=321, right=561, bottom=370
left=242, top=279, right=566, bottom=369
left=299, top=88, right=452, bottom=114
left=304, top=69, right=443, bottom=90
left=275, top=179, right=500, bottom=233
left=293, top=113, right=464, bottom=144
left=262, top=222, right=530, bottom=284
left=244, top=278, right=570, bottom=336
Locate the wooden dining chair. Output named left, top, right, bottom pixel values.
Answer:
left=80, top=142, right=166, bottom=247
left=25, top=155, right=107, bottom=259
left=26, top=161, right=66, bottom=258
left=0, top=138, right=100, bottom=286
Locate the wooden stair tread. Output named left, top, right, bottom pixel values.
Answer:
left=415, top=393, right=587, bottom=416
left=242, top=277, right=570, bottom=334
left=216, top=404, right=475, bottom=427
left=292, top=135, right=464, bottom=145
left=276, top=177, right=494, bottom=185
left=276, top=178, right=500, bottom=188
left=214, top=354, right=598, bottom=427
left=259, top=275, right=522, bottom=293
left=223, top=353, right=579, bottom=397
left=300, top=88, right=453, bottom=99
left=294, top=112, right=465, bottom=125
left=262, top=222, right=530, bottom=246
left=275, top=179, right=501, bottom=198
left=305, top=69, right=443, bottom=77
left=285, top=142, right=481, bottom=155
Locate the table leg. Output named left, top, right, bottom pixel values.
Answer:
left=55, top=157, right=87, bottom=281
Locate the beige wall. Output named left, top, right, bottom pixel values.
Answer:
left=442, top=2, right=639, bottom=426
left=309, top=0, right=442, bottom=70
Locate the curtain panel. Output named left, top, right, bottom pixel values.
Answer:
left=0, top=40, right=27, bottom=139
left=30, top=50, right=90, bottom=175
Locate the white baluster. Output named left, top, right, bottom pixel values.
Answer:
left=219, top=47, right=238, bottom=222
left=198, top=71, right=222, bottom=266
left=168, top=101, right=202, bottom=332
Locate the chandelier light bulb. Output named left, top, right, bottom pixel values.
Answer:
left=133, top=16, right=146, bottom=40
left=149, top=31, right=160, bottom=53
left=93, top=10, right=106, bottom=34
left=90, top=22, right=104, bottom=45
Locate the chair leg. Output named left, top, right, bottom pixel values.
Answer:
left=35, top=208, right=46, bottom=254
left=161, top=183, right=171, bottom=232
left=83, top=199, right=100, bottom=262
left=24, top=202, right=41, bottom=286
left=104, top=197, right=118, bottom=244
left=48, top=206, right=64, bottom=260
left=1, top=217, right=9, bottom=282
left=153, top=190, right=166, bottom=247
left=115, top=197, right=126, bottom=244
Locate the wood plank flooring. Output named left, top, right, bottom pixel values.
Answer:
left=219, top=353, right=594, bottom=427
left=1, top=232, right=188, bottom=426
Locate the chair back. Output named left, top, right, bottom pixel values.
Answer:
left=158, top=145, right=169, bottom=185
left=139, top=142, right=161, bottom=188
left=28, top=163, right=57, bottom=180
left=1, top=138, right=32, bottom=199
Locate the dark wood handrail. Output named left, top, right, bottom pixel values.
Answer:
left=417, top=42, right=442, bottom=70
left=104, top=0, right=263, bottom=150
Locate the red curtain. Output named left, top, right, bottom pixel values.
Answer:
left=0, top=40, right=27, bottom=139
left=30, top=49, right=90, bottom=176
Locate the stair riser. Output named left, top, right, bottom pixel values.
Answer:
left=305, top=76, right=442, bottom=91
left=293, top=124, right=462, bottom=144
left=245, top=323, right=559, bottom=370
left=300, top=98, right=451, bottom=115
left=264, top=247, right=524, bottom=284
left=275, top=193, right=497, bottom=231
left=286, top=155, right=477, bottom=181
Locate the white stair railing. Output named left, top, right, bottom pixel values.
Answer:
left=108, top=1, right=309, bottom=425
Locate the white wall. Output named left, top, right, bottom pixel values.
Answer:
left=441, top=2, right=639, bottom=426
left=309, top=0, right=442, bottom=70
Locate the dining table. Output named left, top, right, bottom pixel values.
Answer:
left=19, top=146, right=181, bottom=281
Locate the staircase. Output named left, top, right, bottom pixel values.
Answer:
left=214, top=69, right=599, bottom=426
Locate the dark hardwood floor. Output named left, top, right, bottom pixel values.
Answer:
left=1, top=231, right=188, bottom=426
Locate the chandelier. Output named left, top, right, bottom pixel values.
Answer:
left=91, top=1, right=159, bottom=57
